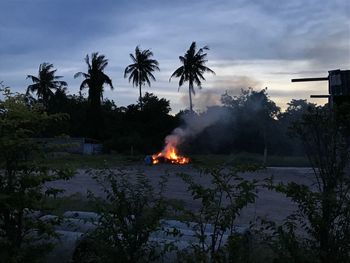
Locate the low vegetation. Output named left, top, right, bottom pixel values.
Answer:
left=0, top=88, right=74, bottom=262
left=73, top=169, right=169, bottom=263
left=176, top=166, right=261, bottom=263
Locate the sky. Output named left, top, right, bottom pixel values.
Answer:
left=0, top=0, right=349, bottom=113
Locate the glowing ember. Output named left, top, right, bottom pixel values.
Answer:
left=152, top=145, right=189, bottom=165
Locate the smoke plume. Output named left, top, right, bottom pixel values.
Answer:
left=162, top=106, right=232, bottom=153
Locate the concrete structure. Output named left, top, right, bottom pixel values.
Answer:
left=36, top=137, right=103, bottom=155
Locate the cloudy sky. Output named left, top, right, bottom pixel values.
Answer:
left=1, top=0, right=349, bottom=113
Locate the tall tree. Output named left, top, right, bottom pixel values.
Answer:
left=74, top=52, right=113, bottom=110
left=26, top=63, right=67, bottom=108
left=124, top=46, right=159, bottom=110
left=221, top=88, right=280, bottom=162
left=170, top=42, right=215, bottom=112
left=74, top=52, right=113, bottom=139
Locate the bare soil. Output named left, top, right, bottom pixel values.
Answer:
left=47, top=165, right=315, bottom=226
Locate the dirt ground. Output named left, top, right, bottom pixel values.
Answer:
left=47, top=165, right=316, bottom=226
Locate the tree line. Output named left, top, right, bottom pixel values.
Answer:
left=5, top=41, right=318, bottom=156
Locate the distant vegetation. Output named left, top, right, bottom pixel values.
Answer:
left=19, top=61, right=317, bottom=157
left=1, top=42, right=322, bottom=157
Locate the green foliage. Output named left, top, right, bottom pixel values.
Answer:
left=102, top=93, right=177, bottom=153
left=222, top=88, right=280, bottom=119
left=260, top=106, right=350, bottom=263
left=44, top=89, right=178, bottom=153
left=73, top=169, right=169, bottom=263
left=0, top=87, right=74, bottom=262
left=256, top=219, right=316, bottom=263
left=177, top=166, right=261, bottom=263
left=221, top=88, right=281, bottom=163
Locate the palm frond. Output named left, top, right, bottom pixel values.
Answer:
left=79, top=79, right=89, bottom=90
left=147, top=72, right=156, bottom=82
left=171, top=41, right=215, bottom=112
left=129, top=53, right=137, bottom=63
left=103, top=74, right=114, bottom=90
left=125, top=46, right=159, bottom=89
left=26, top=75, right=40, bottom=83
left=52, top=80, right=68, bottom=87
left=170, top=67, right=184, bottom=80
left=84, top=54, right=91, bottom=71
left=74, top=72, right=89, bottom=79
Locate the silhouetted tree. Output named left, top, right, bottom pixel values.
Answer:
left=140, top=92, right=171, bottom=115
left=26, top=63, right=67, bottom=108
left=276, top=99, right=317, bottom=155
left=170, top=42, right=215, bottom=112
left=74, top=52, right=113, bottom=110
left=47, top=86, right=68, bottom=112
left=124, top=46, right=159, bottom=110
left=74, top=52, right=113, bottom=138
left=279, top=99, right=316, bottom=122
left=222, top=88, right=280, bottom=161
left=266, top=106, right=350, bottom=263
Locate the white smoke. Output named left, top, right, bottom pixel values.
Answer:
left=180, top=75, right=261, bottom=111
left=162, top=107, right=232, bottom=152
left=164, top=75, right=260, bottom=153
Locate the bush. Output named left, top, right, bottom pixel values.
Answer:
left=177, top=166, right=261, bottom=263
left=72, top=169, right=169, bottom=263
left=0, top=88, right=73, bottom=262
left=259, top=106, right=350, bottom=263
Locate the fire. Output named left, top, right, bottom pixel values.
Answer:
left=152, top=145, right=189, bottom=165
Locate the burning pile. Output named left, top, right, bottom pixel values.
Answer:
left=151, top=145, right=189, bottom=165
left=146, top=108, right=228, bottom=165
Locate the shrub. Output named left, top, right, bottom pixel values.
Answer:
left=0, top=87, right=73, bottom=262
left=73, top=169, right=169, bottom=263
left=177, top=166, right=261, bottom=263
left=260, top=106, right=350, bottom=263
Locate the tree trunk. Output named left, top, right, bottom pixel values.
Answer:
left=319, top=188, right=333, bottom=263
left=139, top=81, right=143, bottom=110
left=189, top=83, right=193, bottom=112
left=263, top=126, right=268, bottom=166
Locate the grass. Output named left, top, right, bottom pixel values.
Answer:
left=43, top=153, right=144, bottom=169
left=44, top=152, right=310, bottom=170
left=192, top=153, right=310, bottom=168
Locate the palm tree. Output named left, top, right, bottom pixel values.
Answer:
left=74, top=52, right=113, bottom=110
left=74, top=52, right=113, bottom=139
left=170, top=42, right=215, bottom=112
left=124, top=46, right=160, bottom=110
left=26, top=63, right=67, bottom=107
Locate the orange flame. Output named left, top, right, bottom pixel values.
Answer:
left=152, top=145, right=189, bottom=165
